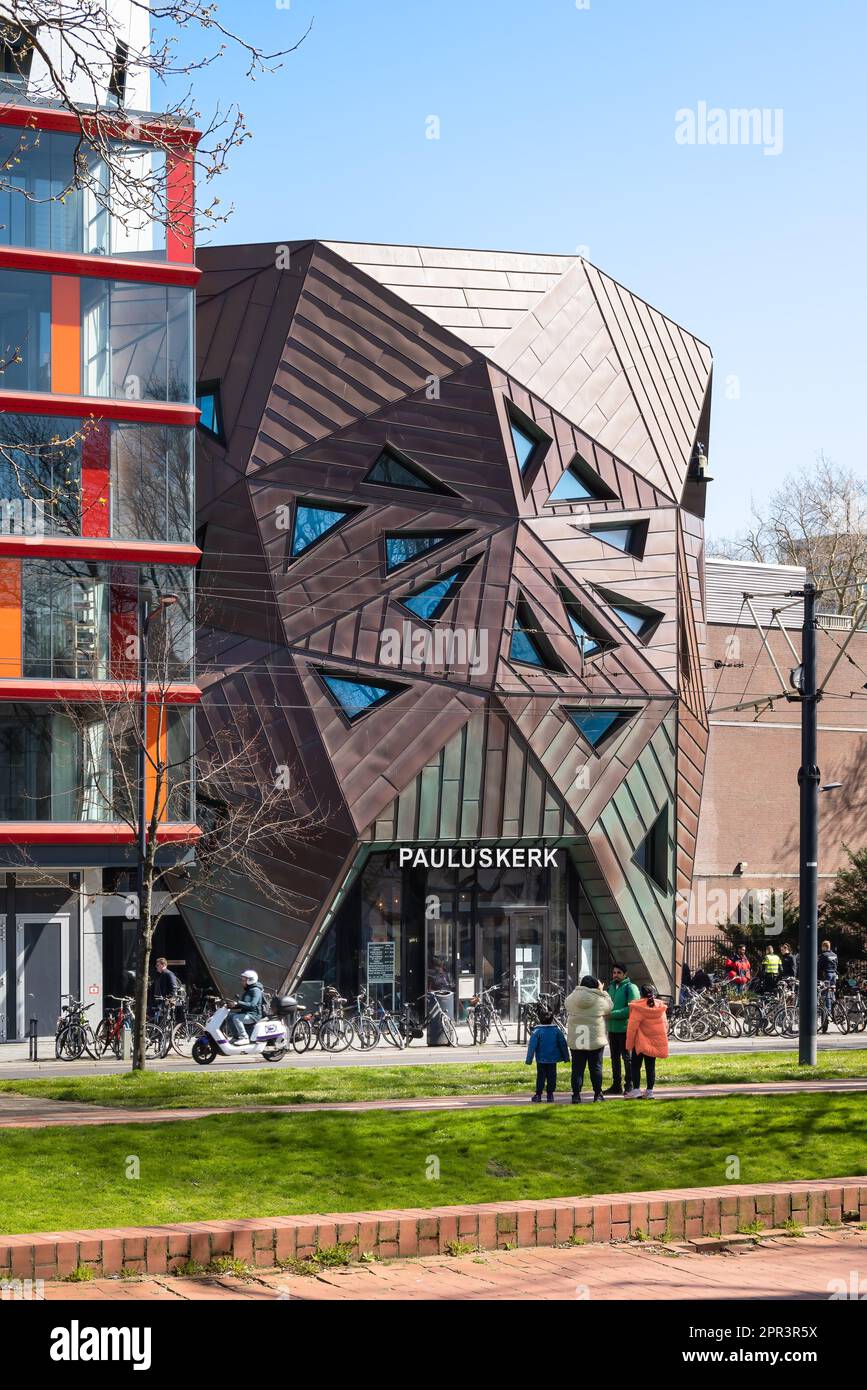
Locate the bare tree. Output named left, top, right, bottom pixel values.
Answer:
left=0, top=2, right=310, bottom=242
left=14, top=594, right=320, bottom=1069
left=710, top=454, right=867, bottom=616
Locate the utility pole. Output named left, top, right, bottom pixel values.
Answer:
left=795, top=582, right=819, bottom=1065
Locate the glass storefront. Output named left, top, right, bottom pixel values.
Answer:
left=303, top=849, right=584, bottom=1023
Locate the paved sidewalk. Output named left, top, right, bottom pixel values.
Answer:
left=1, top=1032, right=864, bottom=1077
left=40, top=1228, right=867, bottom=1301
left=1, top=1075, right=866, bottom=1129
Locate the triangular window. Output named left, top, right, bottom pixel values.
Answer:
left=510, top=596, right=565, bottom=671
left=567, top=708, right=632, bottom=749
left=291, top=502, right=354, bottom=558
left=635, top=808, right=669, bottom=891
left=320, top=672, right=405, bottom=723
left=596, top=588, right=663, bottom=641
left=364, top=445, right=451, bottom=494
left=385, top=532, right=456, bottom=573
left=548, top=456, right=617, bottom=504
left=557, top=583, right=614, bottom=660
left=586, top=521, right=648, bottom=559
left=400, top=564, right=470, bottom=622
left=506, top=405, right=550, bottom=477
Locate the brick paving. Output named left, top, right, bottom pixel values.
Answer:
left=37, top=1228, right=867, bottom=1301
left=1, top=1075, right=866, bottom=1129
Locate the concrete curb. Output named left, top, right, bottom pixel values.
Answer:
left=2, top=1178, right=865, bottom=1282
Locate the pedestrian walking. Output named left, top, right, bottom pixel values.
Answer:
left=625, top=986, right=669, bottom=1099
left=564, top=976, right=614, bottom=1104
left=603, top=963, right=639, bottom=1095
left=525, top=1008, right=570, bottom=1102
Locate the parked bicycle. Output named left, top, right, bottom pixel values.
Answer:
left=54, top=996, right=99, bottom=1060
left=466, top=985, right=508, bottom=1046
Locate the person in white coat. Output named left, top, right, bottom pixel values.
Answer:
left=565, top=975, right=614, bottom=1103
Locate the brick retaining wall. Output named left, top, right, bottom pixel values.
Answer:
left=2, top=1178, right=865, bottom=1281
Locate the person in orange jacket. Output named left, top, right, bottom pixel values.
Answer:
left=624, top=985, right=669, bottom=1099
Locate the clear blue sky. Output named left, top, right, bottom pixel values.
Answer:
left=173, top=0, right=867, bottom=540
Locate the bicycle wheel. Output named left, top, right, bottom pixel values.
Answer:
left=55, top=1025, right=81, bottom=1060
left=171, top=1021, right=204, bottom=1057
left=93, top=1016, right=117, bottom=1057
left=291, top=1017, right=313, bottom=1053
left=740, top=1004, right=761, bottom=1037
left=831, top=1003, right=850, bottom=1034
left=491, top=1011, right=508, bottom=1046
left=472, top=1008, right=492, bottom=1045
left=381, top=1015, right=405, bottom=1048
left=145, top=1024, right=165, bottom=1059
left=320, top=1017, right=353, bottom=1052
left=671, top=1016, right=693, bottom=1042
left=440, top=1013, right=459, bottom=1047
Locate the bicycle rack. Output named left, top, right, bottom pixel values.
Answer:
left=28, top=1016, right=38, bottom=1062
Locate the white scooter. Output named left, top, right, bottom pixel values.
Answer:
left=191, top=994, right=296, bottom=1065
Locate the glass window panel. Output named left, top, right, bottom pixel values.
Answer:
left=322, top=674, right=397, bottom=721
left=612, top=604, right=648, bottom=636
left=80, top=279, right=194, bottom=403
left=110, top=422, right=193, bottom=543
left=588, top=525, right=635, bottom=554
left=0, top=128, right=167, bottom=257
left=167, top=708, right=193, bottom=821
left=142, top=564, right=195, bottom=680
left=0, top=414, right=82, bottom=537
left=22, top=560, right=109, bottom=680
left=402, top=569, right=460, bottom=621
left=292, top=504, right=350, bottom=556
left=511, top=421, right=537, bottom=473
left=549, top=467, right=594, bottom=501
left=0, top=268, right=52, bottom=392
left=367, top=449, right=433, bottom=490
left=385, top=533, right=449, bottom=571
left=568, top=709, right=630, bottom=747
left=566, top=612, right=601, bottom=657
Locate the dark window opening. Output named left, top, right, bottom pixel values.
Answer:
left=0, top=24, right=36, bottom=85
left=584, top=519, right=649, bottom=559
left=506, top=403, right=550, bottom=480
left=635, top=807, right=669, bottom=892
left=510, top=595, right=566, bottom=672
left=195, top=382, right=223, bottom=441
left=567, top=707, right=633, bottom=750
left=318, top=670, right=407, bottom=723
left=364, top=444, right=454, bottom=495
left=108, top=41, right=129, bottom=105
left=556, top=581, right=614, bottom=660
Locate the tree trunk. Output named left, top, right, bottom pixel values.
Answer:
left=132, top=851, right=156, bottom=1071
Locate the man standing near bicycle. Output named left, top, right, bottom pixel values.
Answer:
left=603, top=964, right=639, bottom=1096
left=153, top=958, right=181, bottom=1002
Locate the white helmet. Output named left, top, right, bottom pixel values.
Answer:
left=241, top=970, right=258, bottom=983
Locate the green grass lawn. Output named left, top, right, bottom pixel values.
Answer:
left=0, top=1093, right=865, bottom=1233
left=0, top=1048, right=864, bottom=1110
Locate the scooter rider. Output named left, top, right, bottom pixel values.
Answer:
left=226, top=970, right=265, bottom=1042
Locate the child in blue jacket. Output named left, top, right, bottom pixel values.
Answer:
left=525, top=1009, right=570, bottom=1102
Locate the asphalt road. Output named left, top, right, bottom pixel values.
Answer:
left=0, top=1029, right=863, bottom=1079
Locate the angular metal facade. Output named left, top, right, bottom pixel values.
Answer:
left=192, top=241, right=712, bottom=997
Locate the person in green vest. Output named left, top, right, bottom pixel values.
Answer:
left=604, top=963, right=640, bottom=1095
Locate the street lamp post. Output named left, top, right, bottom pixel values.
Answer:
left=133, top=590, right=177, bottom=1065
left=796, top=582, right=820, bottom=1065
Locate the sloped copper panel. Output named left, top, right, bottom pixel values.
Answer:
left=190, top=240, right=712, bottom=996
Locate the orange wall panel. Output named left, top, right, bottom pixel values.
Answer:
left=51, top=276, right=81, bottom=395
left=0, top=558, right=21, bottom=678
left=146, top=703, right=169, bottom=823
